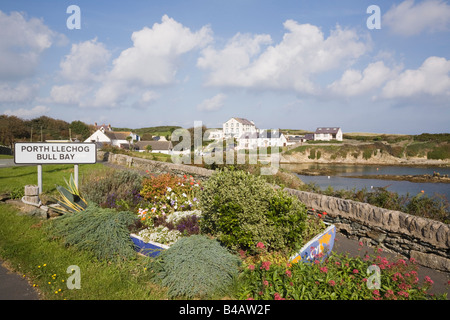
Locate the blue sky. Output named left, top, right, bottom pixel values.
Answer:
left=1, top=0, right=449, bottom=134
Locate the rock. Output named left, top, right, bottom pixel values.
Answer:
left=366, top=230, right=387, bottom=243
left=0, top=193, right=11, bottom=202
left=410, top=250, right=450, bottom=273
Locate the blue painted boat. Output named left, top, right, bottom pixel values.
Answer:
left=130, top=233, right=170, bottom=257
left=131, top=223, right=336, bottom=261
left=289, top=223, right=336, bottom=263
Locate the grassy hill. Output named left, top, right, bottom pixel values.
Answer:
left=112, top=126, right=182, bottom=140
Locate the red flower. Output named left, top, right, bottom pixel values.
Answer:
left=274, top=293, right=285, bottom=300
left=285, top=270, right=292, bottom=277
left=320, top=266, right=328, bottom=273
left=328, top=280, right=336, bottom=286
left=248, top=265, right=255, bottom=271
left=256, top=242, right=265, bottom=249
left=260, top=261, right=271, bottom=271
left=353, top=269, right=359, bottom=274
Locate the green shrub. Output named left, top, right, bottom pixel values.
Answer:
left=47, top=204, right=137, bottom=262
left=80, top=169, right=143, bottom=210
left=149, top=235, right=241, bottom=299
left=199, top=169, right=308, bottom=253
left=427, top=143, right=450, bottom=160
left=363, top=149, right=372, bottom=160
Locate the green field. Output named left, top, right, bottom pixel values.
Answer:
left=0, top=163, right=106, bottom=195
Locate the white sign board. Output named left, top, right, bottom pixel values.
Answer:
left=14, top=142, right=97, bottom=164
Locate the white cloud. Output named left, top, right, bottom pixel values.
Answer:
left=0, top=82, right=37, bottom=103
left=197, top=20, right=368, bottom=94
left=383, top=0, right=450, bottom=36
left=381, top=56, right=450, bottom=98
left=4, top=105, right=50, bottom=118
left=197, top=93, right=226, bottom=111
left=110, top=14, right=212, bottom=86
left=328, top=61, right=397, bottom=96
left=0, top=11, right=60, bottom=80
left=59, top=38, right=111, bottom=82
left=91, top=15, right=212, bottom=108
left=50, top=84, right=89, bottom=105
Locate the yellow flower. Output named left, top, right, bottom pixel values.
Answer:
left=43, top=264, right=47, bottom=267
left=38, top=266, right=41, bottom=268
left=48, top=282, right=51, bottom=285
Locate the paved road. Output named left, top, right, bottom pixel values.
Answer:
left=0, top=259, right=40, bottom=300
left=0, top=159, right=28, bottom=168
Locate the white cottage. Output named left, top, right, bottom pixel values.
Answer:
left=314, top=127, right=343, bottom=141
left=85, top=129, right=140, bottom=148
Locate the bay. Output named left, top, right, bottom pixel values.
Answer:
left=280, top=163, right=450, bottom=200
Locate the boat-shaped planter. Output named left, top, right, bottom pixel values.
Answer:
left=289, top=223, right=336, bottom=263
left=131, top=223, right=336, bottom=261
left=130, top=233, right=170, bottom=257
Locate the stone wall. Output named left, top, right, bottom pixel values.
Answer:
left=284, top=188, right=450, bottom=272
left=97, top=151, right=214, bottom=181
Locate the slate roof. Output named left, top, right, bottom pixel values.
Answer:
left=315, top=127, right=341, bottom=134
left=104, top=131, right=132, bottom=140
left=230, top=117, right=255, bottom=126
left=134, top=140, right=173, bottom=151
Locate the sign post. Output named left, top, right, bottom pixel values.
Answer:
left=14, top=142, right=97, bottom=194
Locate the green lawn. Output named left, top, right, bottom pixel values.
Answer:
left=0, top=161, right=167, bottom=299
left=0, top=203, right=166, bottom=300
left=0, top=163, right=106, bottom=195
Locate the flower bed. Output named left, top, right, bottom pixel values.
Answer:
left=132, top=220, right=336, bottom=261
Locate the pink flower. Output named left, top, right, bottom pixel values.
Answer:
left=260, top=261, right=271, bottom=271
left=285, top=270, right=292, bottom=277
left=320, top=266, right=328, bottom=273
left=397, top=291, right=409, bottom=298
left=248, top=264, right=255, bottom=271
left=263, top=280, right=269, bottom=286
left=256, top=242, right=265, bottom=249
left=424, top=276, right=434, bottom=285
left=328, top=280, right=336, bottom=286
left=353, top=269, right=359, bottom=274
left=274, top=293, right=285, bottom=300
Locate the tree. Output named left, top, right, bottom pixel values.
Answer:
left=145, top=144, right=153, bottom=153
left=69, top=120, right=91, bottom=140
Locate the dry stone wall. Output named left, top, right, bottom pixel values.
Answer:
left=97, top=151, right=214, bottom=181
left=284, top=188, right=450, bottom=272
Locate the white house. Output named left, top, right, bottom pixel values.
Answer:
left=223, top=117, right=257, bottom=139
left=134, top=141, right=173, bottom=154
left=84, top=129, right=140, bottom=148
left=205, top=129, right=223, bottom=140
left=237, top=130, right=287, bottom=150
left=314, top=127, right=343, bottom=141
